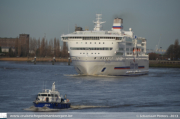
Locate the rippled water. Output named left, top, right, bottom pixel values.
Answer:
left=0, top=61, right=180, bottom=112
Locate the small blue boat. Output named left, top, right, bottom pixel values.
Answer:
left=33, top=82, right=71, bottom=109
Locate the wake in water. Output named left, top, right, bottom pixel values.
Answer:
left=64, top=74, right=81, bottom=77
left=70, top=105, right=109, bottom=110
left=24, top=106, right=60, bottom=112
left=24, top=105, right=109, bottom=112
left=64, top=74, right=117, bottom=78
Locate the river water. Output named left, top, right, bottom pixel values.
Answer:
left=0, top=61, right=180, bottom=112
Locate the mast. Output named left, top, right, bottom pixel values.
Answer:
left=93, top=14, right=105, bottom=31
left=52, top=82, right=55, bottom=91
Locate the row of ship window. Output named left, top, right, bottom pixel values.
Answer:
left=70, top=47, right=144, bottom=52
left=63, top=37, right=122, bottom=40
left=78, top=52, right=143, bottom=56
left=70, top=47, right=113, bottom=50
left=116, top=52, right=143, bottom=56
left=120, top=48, right=144, bottom=52
left=80, top=53, right=100, bottom=54
left=78, top=52, right=124, bottom=56
left=78, top=52, right=122, bottom=55
left=76, top=42, right=113, bottom=44
left=119, top=48, right=133, bottom=51
left=38, top=94, right=58, bottom=97
left=78, top=52, right=141, bottom=56
left=75, top=42, right=134, bottom=46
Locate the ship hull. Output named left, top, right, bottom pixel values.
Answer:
left=33, top=102, right=71, bottom=109
left=72, top=56, right=149, bottom=76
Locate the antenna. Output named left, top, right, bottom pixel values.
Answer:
left=42, top=81, right=44, bottom=92
left=155, top=34, right=162, bottom=52
left=68, top=23, right=69, bottom=33
left=93, top=14, right=106, bottom=31
left=44, top=81, right=46, bottom=90
left=44, top=81, right=45, bottom=91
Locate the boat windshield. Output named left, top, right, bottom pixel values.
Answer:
left=38, top=94, right=51, bottom=96
left=51, top=94, right=58, bottom=97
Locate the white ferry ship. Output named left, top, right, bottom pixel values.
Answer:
left=61, top=14, right=149, bottom=76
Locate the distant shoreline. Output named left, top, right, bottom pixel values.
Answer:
left=1, top=58, right=180, bottom=68
left=0, top=57, right=70, bottom=62
left=149, top=60, right=180, bottom=68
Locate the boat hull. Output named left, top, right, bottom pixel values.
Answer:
left=71, top=56, right=149, bottom=76
left=33, top=102, right=71, bottom=109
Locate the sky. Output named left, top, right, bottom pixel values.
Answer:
left=0, top=0, right=180, bottom=50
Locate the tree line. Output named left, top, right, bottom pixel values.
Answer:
left=5, top=37, right=69, bottom=58
left=149, top=39, right=180, bottom=60
left=165, top=39, right=180, bottom=60
left=29, top=37, right=69, bottom=58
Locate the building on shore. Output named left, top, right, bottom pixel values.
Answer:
left=0, top=34, right=29, bottom=56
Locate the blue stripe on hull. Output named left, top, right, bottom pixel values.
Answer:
left=33, top=102, right=71, bottom=109
left=114, top=73, right=149, bottom=76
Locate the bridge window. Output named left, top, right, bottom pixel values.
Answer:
left=41, top=94, right=48, bottom=96
left=116, top=52, right=123, bottom=55
left=83, top=37, right=100, bottom=40
left=126, top=43, right=132, bottom=46
left=119, top=48, right=124, bottom=51
left=70, top=47, right=113, bottom=50
left=116, top=37, right=122, bottom=40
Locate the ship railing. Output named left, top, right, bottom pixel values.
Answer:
left=126, top=70, right=149, bottom=74
left=42, top=89, right=51, bottom=93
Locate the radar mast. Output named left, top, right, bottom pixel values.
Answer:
left=93, top=14, right=105, bottom=31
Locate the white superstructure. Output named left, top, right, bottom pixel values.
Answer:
left=61, top=14, right=149, bottom=76
left=35, top=82, right=69, bottom=103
